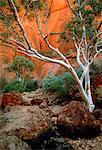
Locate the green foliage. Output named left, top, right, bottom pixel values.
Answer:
left=3, top=80, right=26, bottom=93
left=1, top=56, right=37, bottom=93
left=24, top=79, right=38, bottom=92
left=42, top=74, right=65, bottom=95
left=58, top=32, right=69, bottom=43
left=0, top=0, right=20, bottom=11
left=20, top=0, right=43, bottom=10
left=8, top=56, right=34, bottom=79
left=42, top=72, right=78, bottom=96
left=90, top=60, right=102, bottom=77
left=88, top=0, right=102, bottom=15
left=2, top=79, right=38, bottom=93
left=0, top=9, right=18, bottom=42
left=20, top=0, right=29, bottom=8
left=0, top=0, right=7, bottom=7
left=13, top=0, right=21, bottom=12
left=59, top=0, right=102, bottom=42
left=42, top=69, right=83, bottom=97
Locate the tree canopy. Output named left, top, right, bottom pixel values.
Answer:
left=8, top=56, right=34, bottom=80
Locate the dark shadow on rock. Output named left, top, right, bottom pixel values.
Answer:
left=57, top=101, right=101, bottom=139
left=25, top=127, right=74, bottom=150
left=57, top=124, right=101, bottom=139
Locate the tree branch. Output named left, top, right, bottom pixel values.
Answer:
left=35, top=14, right=71, bottom=65
left=66, top=0, right=79, bottom=16
left=21, top=0, right=38, bottom=23
left=7, top=0, right=31, bottom=50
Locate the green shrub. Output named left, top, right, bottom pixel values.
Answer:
left=2, top=79, right=38, bottom=93
left=60, top=72, right=77, bottom=93
left=3, top=80, right=25, bottom=93
left=42, top=72, right=78, bottom=97
left=25, top=79, right=38, bottom=92
left=4, top=56, right=37, bottom=93
left=42, top=74, right=65, bottom=94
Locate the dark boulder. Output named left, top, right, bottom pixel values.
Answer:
left=57, top=101, right=101, bottom=138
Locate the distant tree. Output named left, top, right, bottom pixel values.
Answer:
left=0, top=0, right=102, bottom=112
left=8, top=56, right=34, bottom=81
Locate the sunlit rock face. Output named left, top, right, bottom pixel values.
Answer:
left=0, top=0, right=73, bottom=80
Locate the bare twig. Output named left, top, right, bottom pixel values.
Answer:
left=66, top=0, right=79, bottom=16
left=21, top=0, right=38, bottom=23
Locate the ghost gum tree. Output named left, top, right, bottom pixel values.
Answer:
left=0, top=0, right=102, bottom=112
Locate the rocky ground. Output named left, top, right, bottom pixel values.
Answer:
left=0, top=88, right=102, bottom=150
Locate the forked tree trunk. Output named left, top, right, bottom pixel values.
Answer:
left=68, top=65, right=95, bottom=112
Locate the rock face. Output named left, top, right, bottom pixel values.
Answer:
left=57, top=101, right=101, bottom=138
left=1, top=92, right=24, bottom=108
left=0, top=106, right=52, bottom=140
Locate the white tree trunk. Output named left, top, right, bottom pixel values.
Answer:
left=66, top=65, right=95, bottom=112
left=87, top=68, right=95, bottom=112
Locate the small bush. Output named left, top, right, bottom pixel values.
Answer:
left=3, top=80, right=25, bottom=93
left=42, top=74, right=65, bottom=94
left=2, top=79, right=38, bottom=93
left=25, top=79, right=38, bottom=92
left=42, top=72, right=78, bottom=97
left=60, top=72, right=77, bottom=94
